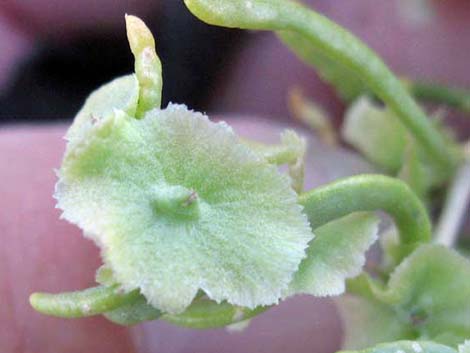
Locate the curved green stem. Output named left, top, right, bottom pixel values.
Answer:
left=299, top=174, right=431, bottom=245
left=409, top=81, right=470, bottom=114
left=30, top=284, right=267, bottom=328
left=184, top=0, right=458, bottom=173
left=29, top=285, right=140, bottom=318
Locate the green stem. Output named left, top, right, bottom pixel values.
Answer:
left=410, top=81, right=470, bottom=114
left=29, top=285, right=140, bottom=318
left=184, top=0, right=458, bottom=173
left=299, top=174, right=431, bottom=245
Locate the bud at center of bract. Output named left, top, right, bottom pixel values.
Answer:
left=151, top=184, right=200, bottom=219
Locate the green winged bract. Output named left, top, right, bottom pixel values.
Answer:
left=30, top=8, right=434, bottom=329
left=45, top=15, right=315, bottom=315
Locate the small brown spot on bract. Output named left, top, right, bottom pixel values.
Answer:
left=183, top=190, right=198, bottom=206
left=91, top=114, right=99, bottom=125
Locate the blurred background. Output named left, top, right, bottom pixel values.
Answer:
left=1, top=1, right=470, bottom=352
left=0, top=1, right=243, bottom=123
left=1, top=0, right=469, bottom=130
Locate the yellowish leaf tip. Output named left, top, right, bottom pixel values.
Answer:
left=125, top=14, right=155, bottom=55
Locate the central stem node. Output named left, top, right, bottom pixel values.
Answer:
left=152, top=184, right=200, bottom=219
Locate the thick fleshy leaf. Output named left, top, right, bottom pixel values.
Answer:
left=344, top=245, right=470, bottom=348
left=339, top=341, right=459, bottom=353
left=56, top=103, right=313, bottom=314
left=286, top=212, right=379, bottom=297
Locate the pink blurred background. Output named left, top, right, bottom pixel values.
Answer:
left=1, top=1, right=469, bottom=352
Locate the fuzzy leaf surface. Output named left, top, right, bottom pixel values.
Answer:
left=56, top=103, right=313, bottom=314
left=342, top=245, right=470, bottom=348
left=287, top=212, right=379, bottom=297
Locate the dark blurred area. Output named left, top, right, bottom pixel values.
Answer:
left=0, top=1, right=244, bottom=124
left=1, top=0, right=470, bottom=134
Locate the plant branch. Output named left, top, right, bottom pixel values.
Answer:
left=29, top=285, right=140, bottom=318
left=184, top=0, right=458, bottom=174
left=299, top=174, right=431, bottom=245
left=410, top=81, right=470, bottom=114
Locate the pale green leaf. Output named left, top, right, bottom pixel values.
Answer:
left=56, top=104, right=313, bottom=314
left=342, top=96, right=452, bottom=188
left=243, top=129, right=307, bottom=193
left=397, top=140, right=429, bottom=202
left=342, top=96, right=407, bottom=173
left=242, top=129, right=305, bottom=166
left=377, top=245, right=470, bottom=311
left=345, top=245, right=470, bottom=347
left=286, top=212, right=379, bottom=297
left=66, top=74, right=139, bottom=142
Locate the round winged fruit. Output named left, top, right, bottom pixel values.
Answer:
left=53, top=15, right=314, bottom=315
